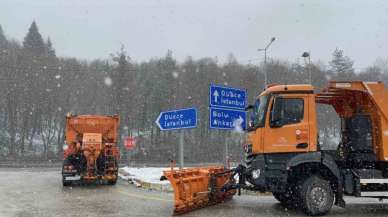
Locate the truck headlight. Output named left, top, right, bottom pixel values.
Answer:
left=252, top=169, right=261, bottom=179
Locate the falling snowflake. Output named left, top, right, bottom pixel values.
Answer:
left=233, top=116, right=244, bottom=134
left=172, top=71, right=179, bottom=79
left=104, top=76, right=113, bottom=86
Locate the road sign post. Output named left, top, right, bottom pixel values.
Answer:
left=179, top=131, right=184, bottom=169
left=124, top=137, right=136, bottom=150
left=156, top=107, right=197, bottom=131
left=209, top=84, right=247, bottom=165
left=209, top=84, right=247, bottom=110
left=209, top=107, right=246, bottom=130
left=155, top=107, right=197, bottom=169
left=225, top=135, right=229, bottom=166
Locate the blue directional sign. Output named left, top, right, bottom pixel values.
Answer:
left=209, top=84, right=247, bottom=110
left=156, top=107, right=197, bottom=131
left=209, top=107, right=246, bottom=130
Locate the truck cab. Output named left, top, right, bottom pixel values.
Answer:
left=247, top=84, right=317, bottom=154
left=244, top=81, right=388, bottom=215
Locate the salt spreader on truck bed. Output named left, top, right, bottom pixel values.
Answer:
left=62, top=114, right=120, bottom=186
left=163, top=81, right=388, bottom=216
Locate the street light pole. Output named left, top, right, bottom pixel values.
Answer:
left=302, top=51, right=311, bottom=84
left=258, top=37, right=276, bottom=88
left=308, top=55, right=311, bottom=84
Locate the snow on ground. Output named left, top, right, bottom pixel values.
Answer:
left=119, top=167, right=172, bottom=191
left=119, top=167, right=168, bottom=184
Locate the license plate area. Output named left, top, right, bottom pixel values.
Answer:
left=65, top=176, right=81, bottom=181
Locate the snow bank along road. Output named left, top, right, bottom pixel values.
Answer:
left=1, top=168, right=388, bottom=217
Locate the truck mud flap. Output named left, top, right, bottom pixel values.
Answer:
left=162, top=166, right=236, bottom=215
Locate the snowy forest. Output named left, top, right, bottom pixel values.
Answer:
left=1, top=21, right=388, bottom=164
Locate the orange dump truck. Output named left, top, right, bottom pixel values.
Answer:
left=62, top=114, right=120, bottom=186
left=163, top=81, right=388, bottom=216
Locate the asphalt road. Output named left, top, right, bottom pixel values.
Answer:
left=1, top=168, right=388, bottom=217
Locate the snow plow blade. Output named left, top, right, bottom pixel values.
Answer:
left=163, top=166, right=236, bottom=215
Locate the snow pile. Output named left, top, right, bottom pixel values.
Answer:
left=119, top=167, right=168, bottom=184
left=119, top=167, right=172, bottom=191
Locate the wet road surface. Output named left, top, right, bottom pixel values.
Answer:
left=1, top=168, right=388, bottom=217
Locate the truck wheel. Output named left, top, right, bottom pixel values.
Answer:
left=273, top=187, right=299, bottom=209
left=107, top=178, right=117, bottom=185
left=108, top=167, right=118, bottom=185
left=298, top=175, right=334, bottom=216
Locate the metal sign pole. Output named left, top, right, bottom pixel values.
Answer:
left=209, top=84, right=248, bottom=167
left=225, top=137, right=229, bottom=166
left=155, top=107, right=196, bottom=169
left=179, top=131, right=184, bottom=169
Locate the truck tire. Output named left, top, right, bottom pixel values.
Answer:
left=298, top=175, right=334, bottom=216
left=107, top=161, right=118, bottom=185
left=273, top=188, right=299, bottom=209
left=62, top=159, right=72, bottom=187
left=107, top=178, right=117, bottom=185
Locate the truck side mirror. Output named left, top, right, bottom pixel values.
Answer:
left=270, top=97, right=284, bottom=128
left=246, top=104, right=257, bottom=132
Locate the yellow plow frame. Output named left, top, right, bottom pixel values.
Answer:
left=163, top=166, right=236, bottom=215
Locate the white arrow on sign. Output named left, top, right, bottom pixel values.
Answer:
left=213, top=90, right=219, bottom=103
left=233, top=116, right=244, bottom=126
left=155, top=112, right=162, bottom=130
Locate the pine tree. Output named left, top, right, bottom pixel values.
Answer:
left=45, top=37, right=56, bottom=57
left=111, top=46, right=132, bottom=161
left=23, top=21, right=45, bottom=54
left=112, top=46, right=130, bottom=114
left=329, top=48, right=355, bottom=79
left=0, top=24, right=7, bottom=48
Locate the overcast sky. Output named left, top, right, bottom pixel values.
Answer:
left=2, top=0, right=388, bottom=69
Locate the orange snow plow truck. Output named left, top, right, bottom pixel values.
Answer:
left=62, top=114, right=120, bottom=186
left=163, top=81, right=388, bottom=216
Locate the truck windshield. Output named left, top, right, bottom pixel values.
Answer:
left=250, top=95, right=269, bottom=128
